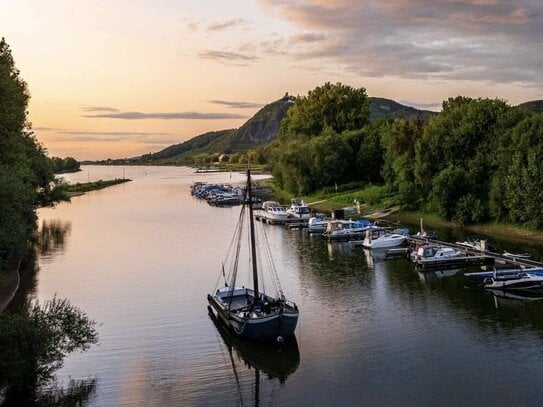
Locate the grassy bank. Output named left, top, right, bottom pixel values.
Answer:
left=64, top=178, right=131, bottom=196
left=390, top=211, right=543, bottom=247
left=263, top=179, right=395, bottom=215
left=265, top=179, right=543, bottom=247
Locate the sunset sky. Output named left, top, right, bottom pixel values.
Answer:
left=2, top=0, right=542, bottom=160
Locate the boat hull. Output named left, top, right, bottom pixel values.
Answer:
left=207, top=292, right=299, bottom=342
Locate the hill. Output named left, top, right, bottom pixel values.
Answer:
left=369, top=97, right=436, bottom=121
left=127, top=95, right=435, bottom=164
left=517, top=100, right=543, bottom=114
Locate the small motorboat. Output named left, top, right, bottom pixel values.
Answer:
left=307, top=213, right=328, bottom=233
left=484, top=272, right=543, bottom=290
left=362, top=228, right=406, bottom=249
left=286, top=198, right=311, bottom=220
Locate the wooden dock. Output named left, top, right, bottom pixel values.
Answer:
left=407, top=236, right=543, bottom=271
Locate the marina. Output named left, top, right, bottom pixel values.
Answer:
left=19, top=166, right=543, bottom=406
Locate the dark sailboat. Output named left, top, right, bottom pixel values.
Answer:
left=207, top=168, right=299, bottom=343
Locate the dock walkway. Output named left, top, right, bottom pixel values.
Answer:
left=407, top=236, right=543, bottom=271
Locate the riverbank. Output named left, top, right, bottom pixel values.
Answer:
left=265, top=179, right=543, bottom=248
left=64, top=178, right=131, bottom=197
left=389, top=211, right=543, bottom=248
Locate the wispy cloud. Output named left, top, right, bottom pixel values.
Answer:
left=80, top=106, right=120, bottom=113
left=209, top=100, right=264, bottom=109
left=199, top=50, right=259, bottom=65
left=399, top=100, right=442, bottom=112
left=256, top=0, right=543, bottom=85
left=83, top=111, right=247, bottom=120
left=43, top=128, right=181, bottom=144
left=206, top=18, right=248, bottom=32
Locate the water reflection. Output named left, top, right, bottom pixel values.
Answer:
left=208, top=312, right=299, bottom=406
left=35, top=219, right=71, bottom=257
left=417, top=268, right=462, bottom=283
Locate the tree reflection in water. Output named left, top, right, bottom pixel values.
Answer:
left=35, top=220, right=71, bottom=257
left=1, top=378, right=97, bottom=407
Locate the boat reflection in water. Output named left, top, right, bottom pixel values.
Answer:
left=208, top=311, right=300, bottom=405
left=489, top=288, right=543, bottom=309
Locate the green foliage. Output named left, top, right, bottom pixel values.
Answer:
left=51, top=156, right=80, bottom=173
left=381, top=118, right=423, bottom=208
left=0, top=297, right=99, bottom=397
left=279, top=82, right=370, bottom=140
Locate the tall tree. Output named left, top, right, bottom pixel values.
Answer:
left=279, top=82, right=370, bottom=140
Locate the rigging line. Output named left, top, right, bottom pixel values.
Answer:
left=260, top=221, right=284, bottom=298
left=256, top=220, right=278, bottom=296
left=216, top=202, right=247, bottom=292
left=228, top=204, right=246, bottom=307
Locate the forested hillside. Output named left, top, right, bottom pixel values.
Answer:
left=125, top=94, right=433, bottom=165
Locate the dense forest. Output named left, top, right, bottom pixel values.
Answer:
left=251, top=82, right=542, bottom=229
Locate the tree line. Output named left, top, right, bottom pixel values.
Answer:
left=1, top=38, right=98, bottom=402
left=252, top=82, right=542, bottom=229
left=0, top=38, right=69, bottom=259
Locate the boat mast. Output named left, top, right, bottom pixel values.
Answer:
left=246, top=168, right=259, bottom=298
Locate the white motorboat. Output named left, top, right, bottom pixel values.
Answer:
left=307, top=213, right=328, bottom=233
left=324, top=219, right=373, bottom=241
left=260, top=201, right=290, bottom=223
left=286, top=198, right=310, bottom=220
left=362, top=228, right=406, bottom=249
left=484, top=272, right=543, bottom=290
left=410, top=245, right=462, bottom=262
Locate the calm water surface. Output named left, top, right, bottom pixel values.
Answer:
left=28, top=166, right=543, bottom=406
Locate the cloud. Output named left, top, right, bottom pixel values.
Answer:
left=399, top=100, right=442, bottom=111
left=184, top=17, right=248, bottom=32
left=209, top=100, right=264, bottom=109
left=199, top=50, right=259, bottom=65
left=80, top=106, right=120, bottom=112
left=256, top=0, right=543, bottom=85
left=45, top=129, right=181, bottom=144
left=83, top=111, right=248, bottom=120
left=206, top=18, right=247, bottom=31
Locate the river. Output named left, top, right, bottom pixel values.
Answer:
left=20, top=165, right=543, bottom=406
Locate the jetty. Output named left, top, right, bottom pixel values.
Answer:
left=408, top=236, right=543, bottom=271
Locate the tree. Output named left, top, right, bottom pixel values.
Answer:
left=279, top=82, right=370, bottom=140
left=0, top=38, right=67, bottom=258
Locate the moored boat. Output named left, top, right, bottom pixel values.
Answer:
left=307, top=213, right=328, bottom=234
left=207, top=168, right=299, bottom=343
left=324, top=219, right=373, bottom=241
left=259, top=201, right=290, bottom=223
left=286, top=197, right=311, bottom=220
left=483, top=272, right=543, bottom=290
left=362, top=228, right=406, bottom=249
